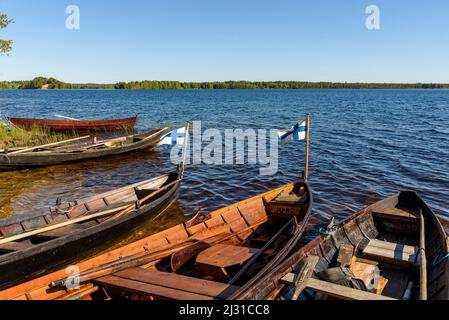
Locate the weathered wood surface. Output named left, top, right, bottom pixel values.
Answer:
left=362, top=240, right=418, bottom=266
left=95, top=267, right=239, bottom=300
left=233, top=190, right=448, bottom=301
left=419, top=209, right=428, bottom=300
left=291, top=255, right=320, bottom=300
left=306, top=278, right=396, bottom=300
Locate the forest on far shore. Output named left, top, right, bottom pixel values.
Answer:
left=1, top=77, right=449, bottom=90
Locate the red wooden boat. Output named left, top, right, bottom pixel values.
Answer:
left=8, top=116, right=137, bottom=133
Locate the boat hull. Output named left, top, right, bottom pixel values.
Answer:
left=0, top=129, right=166, bottom=172
left=234, top=191, right=449, bottom=300
left=0, top=180, right=312, bottom=300
left=0, top=172, right=180, bottom=290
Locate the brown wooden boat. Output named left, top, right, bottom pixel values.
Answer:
left=0, top=169, right=181, bottom=291
left=8, top=116, right=137, bottom=133
left=233, top=191, right=449, bottom=300
left=0, top=179, right=312, bottom=300
left=0, top=128, right=167, bottom=172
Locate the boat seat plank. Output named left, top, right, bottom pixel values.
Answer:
left=306, top=278, right=396, bottom=300
left=112, top=267, right=239, bottom=299
left=34, top=224, right=90, bottom=239
left=95, top=275, right=213, bottom=300
left=362, top=239, right=418, bottom=266
left=372, top=206, right=419, bottom=222
left=196, top=244, right=258, bottom=268
left=0, top=240, right=33, bottom=253
left=95, top=267, right=239, bottom=300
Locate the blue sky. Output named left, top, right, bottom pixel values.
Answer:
left=1, top=0, right=449, bottom=83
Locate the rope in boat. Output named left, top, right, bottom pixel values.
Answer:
left=433, top=251, right=449, bottom=266
left=318, top=225, right=337, bottom=236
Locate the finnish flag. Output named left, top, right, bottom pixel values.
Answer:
left=278, top=121, right=307, bottom=144
left=158, top=127, right=187, bottom=146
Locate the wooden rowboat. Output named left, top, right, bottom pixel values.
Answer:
left=234, top=191, right=449, bottom=300
left=8, top=116, right=137, bottom=133
left=0, top=179, right=312, bottom=300
left=0, top=128, right=167, bottom=172
left=0, top=169, right=181, bottom=291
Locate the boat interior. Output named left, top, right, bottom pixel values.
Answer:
left=0, top=129, right=164, bottom=156
left=0, top=181, right=312, bottom=300
left=52, top=181, right=310, bottom=301
left=0, top=173, right=175, bottom=259
left=277, top=191, right=448, bottom=301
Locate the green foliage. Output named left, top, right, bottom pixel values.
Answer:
left=113, top=80, right=449, bottom=90
left=1, top=77, right=449, bottom=90
left=0, top=13, right=14, bottom=54
left=0, top=122, right=69, bottom=149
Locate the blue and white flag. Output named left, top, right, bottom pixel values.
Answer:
left=158, top=127, right=187, bottom=146
left=278, top=121, right=307, bottom=144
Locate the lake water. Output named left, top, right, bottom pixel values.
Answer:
left=1, top=89, right=448, bottom=237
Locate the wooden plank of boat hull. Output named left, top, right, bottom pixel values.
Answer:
left=34, top=224, right=91, bottom=239
left=113, top=267, right=239, bottom=299
left=0, top=240, right=33, bottom=253
left=306, top=278, right=396, bottom=300
left=95, top=275, right=214, bottom=300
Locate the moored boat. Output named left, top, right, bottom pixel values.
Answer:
left=0, top=169, right=181, bottom=291
left=0, top=128, right=167, bottom=172
left=233, top=191, right=449, bottom=300
left=8, top=116, right=138, bottom=133
left=0, top=179, right=312, bottom=300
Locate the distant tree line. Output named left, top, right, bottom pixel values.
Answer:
left=0, top=77, right=114, bottom=90
left=1, top=77, right=449, bottom=90
left=115, top=81, right=449, bottom=90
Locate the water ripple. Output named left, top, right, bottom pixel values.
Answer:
left=0, top=89, right=448, bottom=234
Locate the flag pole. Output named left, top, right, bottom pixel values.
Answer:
left=304, top=113, right=310, bottom=181
left=180, top=121, right=190, bottom=179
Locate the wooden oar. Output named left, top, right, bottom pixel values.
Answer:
left=0, top=203, right=132, bottom=246
left=0, top=179, right=180, bottom=246
left=290, top=255, right=320, bottom=300
left=228, top=218, right=293, bottom=285
left=55, top=115, right=81, bottom=121
left=5, top=136, right=90, bottom=156
left=419, top=208, right=428, bottom=300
